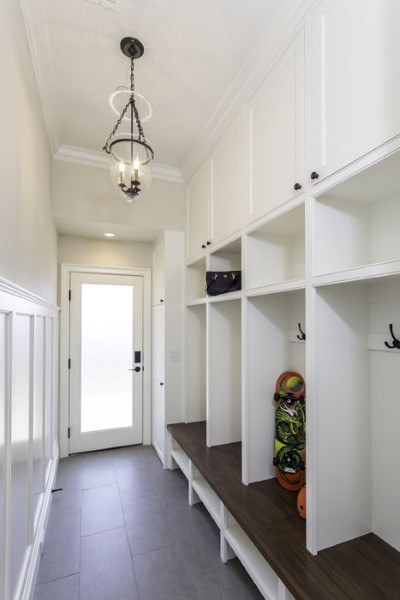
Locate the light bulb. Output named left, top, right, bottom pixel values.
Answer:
left=132, top=157, right=140, bottom=183
left=118, top=161, right=125, bottom=185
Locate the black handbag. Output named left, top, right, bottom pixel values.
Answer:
left=206, top=271, right=241, bottom=296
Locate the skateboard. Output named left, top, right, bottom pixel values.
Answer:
left=272, top=371, right=306, bottom=491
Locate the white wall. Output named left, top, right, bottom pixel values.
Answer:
left=0, top=0, right=57, bottom=304
left=53, top=160, right=185, bottom=242
left=0, top=2, right=59, bottom=598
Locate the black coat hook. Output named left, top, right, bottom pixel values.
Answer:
left=384, top=324, right=400, bottom=349
left=297, top=323, right=306, bottom=341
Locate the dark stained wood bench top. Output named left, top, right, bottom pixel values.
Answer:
left=168, top=421, right=400, bottom=600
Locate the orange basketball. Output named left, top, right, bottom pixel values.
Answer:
left=297, top=484, right=306, bottom=519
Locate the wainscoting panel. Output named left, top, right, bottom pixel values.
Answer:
left=0, top=279, right=59, bottom=600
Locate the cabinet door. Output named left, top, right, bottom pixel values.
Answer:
left=211, top=115, right=243, bottom=244
left=309, top=0, right=400, bottom=184
left=152, top=240, right=165, bottom=306
left=186, top=160, right=211, bottom=260
left=152, top=305, right=165, bottom=459
left=246, top=30, right=305, bottom=223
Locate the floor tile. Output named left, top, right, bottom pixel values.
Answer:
left=34, top=574, right=80, bottom=600
left=81, top=484, right=124, bottom=536
left=133, top=545, right=199, bottom=600
left=194, top=560, right=263, bottom=599
left=50, top=487, right=81, bottom=517
left=115, top=464, right=155, bottom=501
left=80, top=527, right=139, bottom=600
left=81, top=463, right=115, bottom=489
left=150, top=468, right=189, bottom=510
left=37, top=512, right=80, bottom=584
left=166, top=502, right=220, bottom=547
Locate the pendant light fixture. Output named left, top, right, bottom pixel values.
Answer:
left=103, top=37, right=154, bottom=202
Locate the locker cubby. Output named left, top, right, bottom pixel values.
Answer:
left=244, top=289, right=306, bottom=485
left=314, top=153, right=400, bottom=276
left=209, top=237, right=242, bottom=272
left=185, top=305, right=206, bottom=423
left=314, top=276, right=400, bottom=554
left=207, top=299, right=241, bottom=447
left=246, top=203, right=305, bottom=290
left=186, top=257, right=207, bottom=303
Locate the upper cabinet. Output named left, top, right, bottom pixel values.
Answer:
left=152, top=239, right=165, bottom=306
left=309, top=0, right=400, bottom=186
left=186, top=160, right=212, bottom=261
left=211, top=114, right=243, bottom=244
left=245, top=30, right=305, bottom=224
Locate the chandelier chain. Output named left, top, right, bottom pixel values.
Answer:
left=102, top=98, right=131, bottom=153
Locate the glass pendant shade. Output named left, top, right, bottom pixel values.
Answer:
left=109, top=135, right=153, bottom=201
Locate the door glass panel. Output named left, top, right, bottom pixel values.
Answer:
left=81, top=284, right=133, bottom=432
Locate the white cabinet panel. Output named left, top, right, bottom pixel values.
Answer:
left=247, top=31, right=305, bottom=222
left=44, top=317, right=53, bottom=481
left=186, top=160, right=212, bottom=260
left=152, top=241, right=165, bottom=306
left=152, top=379, right=165, bottom=461
left=212, top=115, right=243, bottom=244
left=32, top=317, right=45, bottom=534
left=309, top=0, right=400, bottom=183
left=11, top=314, right=32, bottom=598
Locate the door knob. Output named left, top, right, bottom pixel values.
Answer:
left=129, top=366, right=141, bottom=372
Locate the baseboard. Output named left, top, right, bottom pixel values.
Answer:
left=18, top=445, right=59, bottom=600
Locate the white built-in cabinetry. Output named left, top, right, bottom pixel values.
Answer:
left=181, top=0, right=400, bottom=587
left=151, top=231, right=184, bottom=466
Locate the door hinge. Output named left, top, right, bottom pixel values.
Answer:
left=68, top=358, right=71, bottom=369
left=68, top=427, right=71, bottom=439
left=68, top=290, right=71, bottom=301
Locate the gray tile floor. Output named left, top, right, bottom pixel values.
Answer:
left=34, top=445, right=263, bottom=600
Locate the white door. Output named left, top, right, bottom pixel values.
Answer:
left=309, top=0, right=400, bottom=184
left=69, top=272, right=143, bottom=453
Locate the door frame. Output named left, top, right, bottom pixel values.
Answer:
left=59, top=263, right=151, bottom=458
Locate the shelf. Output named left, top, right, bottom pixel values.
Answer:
left=208, top=299, right=241, bottom=446
left=192, top=476, right=221, bottom=527
left=314, top=153, right=400, bottom=276
left=171, top=446, right=190, bottom=480
left=168, top=421, right=400, bottom=600
left=245, top=279, right=306, bottom=297
left=312, top=260, right=400, bottom=287
left=209, top=237, right=242, bottom=271
left=244, top=289, right=305, bottom=484
left=186, top=298, right=207, bottom=307
left=225, top=524, right=279, bottom=600
left=246, top=204, right=305, bottom=289
left=186, top=304, right=206, bottom=423
left=315, top=278, right=400, bottom=553
left=186, top=257, right=207, bottom=303
left=207, top=289, right=242, bottom=303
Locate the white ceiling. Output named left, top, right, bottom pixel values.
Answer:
left=22, top=0, right=280, bottom=169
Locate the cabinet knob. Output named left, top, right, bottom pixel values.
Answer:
left=160, top=382, right=164, bottom=386
left=206, top=241, right=211, bottom=245
left=310, top=171, right=319, bottom=180
left=201, top=244, right=206, bottom=249
left=294, top=183, right=302, bottom=191
left=160, top=299, right=164, bottom=303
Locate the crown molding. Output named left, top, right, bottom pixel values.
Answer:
left=54, top=145, right=183, bottom=183
left=181, top=0, right=319, bottom=182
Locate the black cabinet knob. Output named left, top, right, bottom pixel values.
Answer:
left=206, top=241, right=211, bottom=245
left=201, top=244, right=206, bottom=249
left=160, top=299, right=164, bottom=303
left=294, top=183, right=302, bottom=191
left=160, top=382, right=164, bottom=386
left=311, top=171, right=319, bottom=180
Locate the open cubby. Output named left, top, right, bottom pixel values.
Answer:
left=246, top=204, right=305, bottom=290
left=207, top=299, right=241, bottom=447
left=185, top=305, right=206, bottom=423
left=314, top=152, right=400, bottom=276
left=209, top=237, right=242, bottom=272
left=314, top=276, right=400, bottom=554
left=186, top=257, right=207, bottom=303
left=244, top=290, right=306, bottom=485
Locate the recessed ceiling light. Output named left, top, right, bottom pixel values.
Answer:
left=104, top=232, right=115, bottom=237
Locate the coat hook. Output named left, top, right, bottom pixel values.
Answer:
left=297, top=323, right=306, bottom=341
left=384, top=324, right=400, bottom=349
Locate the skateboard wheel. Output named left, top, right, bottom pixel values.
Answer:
left=273, top=457, right=278, bottom=466
left=273, top=393, right=280, bottom=401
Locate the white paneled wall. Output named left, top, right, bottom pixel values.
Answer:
left=0, top=278, right=59, bottom=600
